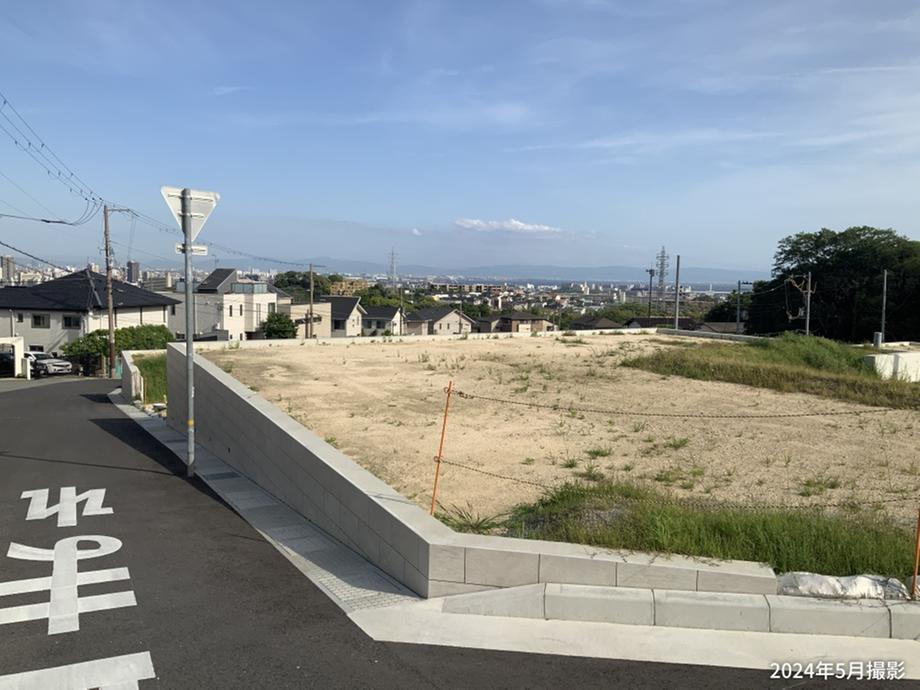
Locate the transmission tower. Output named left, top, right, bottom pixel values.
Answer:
left=655, top=246, right=669, bottom=305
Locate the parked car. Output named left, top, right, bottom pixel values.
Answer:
left=0, top=351, right=14, bottom=377
left=24, top=351, right=73, bottom=377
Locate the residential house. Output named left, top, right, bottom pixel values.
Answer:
left=474, top=316, right=502, bottom=333
left=316, top=296, right=366, bottom=337
left=362, top=306, right=405, bottom=336
left=160, top=268, right=278, bottom=342
left=571, top=316, right=624, bottom=331
left=625, top=316, right=699, bottom=330
left=497, top=313, right=555, bottom=333
left=405, top=307, right=476, bottom=336
left=0, top=270, right=177, bottom=353
left=282, top=302, right=333, bottom=338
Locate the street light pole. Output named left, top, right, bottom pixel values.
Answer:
left=103, top=205, right=116, bottom=376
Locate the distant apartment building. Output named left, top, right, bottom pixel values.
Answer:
left=159, top=268, right=279, bottom=341
left=1, top=256, right=15, bottom=286
left=126, top=261, right=141, bottom=284
left=142, top=272, right=175, bottom=292
left=329, top=277, right=369, bottom=296
left=0, top=270, right=177, bottom=352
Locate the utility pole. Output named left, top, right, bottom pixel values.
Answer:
left=672, top=255, right=681, bottom=329
left=306, top=262, right=326, bottom=339
left=736, top=280, right=742, bottom=334
left=102, top=205, right=132, bottom=376
left=804, top=271, right=812, bottom=336
left=645, top=268, right=656, bottom=318
left=103, top=206, right=116, bottom=376
left=880, top=268, right=888, bottom=343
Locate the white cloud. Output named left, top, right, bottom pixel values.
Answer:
left=455, top=217, right=562, bottom=235
left=411, top=227, right=423, bottom=236
left=212, top=85, right=248, bottom=96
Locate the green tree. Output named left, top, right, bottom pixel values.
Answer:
left=748, top=227, right=920, bottom=341
left=262, top=311, right=297, bottom=339
left=62, top=325, right=174, bottom=358
left=273, top=271, right=343, bottom=300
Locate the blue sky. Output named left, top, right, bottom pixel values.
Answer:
left=2, top=0, right=920, bottom=273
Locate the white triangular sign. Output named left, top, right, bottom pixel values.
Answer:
left=161, top=186, right=220, bottom=242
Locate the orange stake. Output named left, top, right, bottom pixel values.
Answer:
left=912, top=507, right=920, bottom=600
left=429, top=380, right=454, bottom=515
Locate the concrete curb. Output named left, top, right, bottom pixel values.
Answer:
left=439, top=583, right=920, bottom=640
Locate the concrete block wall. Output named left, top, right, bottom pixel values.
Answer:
left=166, top=342, right=778, bottom=599
left=121, top=349, right=163, bottom=403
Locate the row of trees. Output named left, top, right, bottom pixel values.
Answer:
left=746, top=227, right=920, bottom=342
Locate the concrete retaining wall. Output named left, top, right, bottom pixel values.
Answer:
left=864, top=350, right=920, bottom=383
left=166, top=340, right=778, bottom=599
left=121, top=349, right=162, bottom=403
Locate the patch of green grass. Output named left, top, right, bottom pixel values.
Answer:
left=665, top=437, right=690, bottom=450
left=577, top=463, right=605, bottom=482
left=437, top=503, right=505, bottom=534
left=585, top=446, right=612, bottom=459
left=799, top=476, right=841, bottom=497
left=133, top=353, right=166, bottom=404
left=561, top=457, right=579, bottom=469
left=324, top=436, right=339, bottom=448
left=508, top=480, right=914, bottom=577
left=623, top=333, right=920, bottom=409
left=521, top=457, right=536, bottom=466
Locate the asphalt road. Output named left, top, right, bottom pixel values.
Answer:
left=0, top=378, right=875, bottom=688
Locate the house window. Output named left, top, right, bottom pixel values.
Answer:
left=29, top=345, right=43, bottom=352
left=16, top=313, right=23, bottom=323
left=32, top=314, right=50, bottom=329
left=268, top=303, right=276, bottom=314
left=171, top=305, right=176, bottom=316
left=229, top=305, right=234, bottom=317
left=63, top=315, right=81, bottom=329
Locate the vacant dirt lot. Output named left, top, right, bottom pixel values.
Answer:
left=205, top=334, right=919, bottom=524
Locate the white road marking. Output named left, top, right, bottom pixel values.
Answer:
left=0, top=651, right=155, bottom=689
left=2, top=537, right=135, bottom=634
left=20, top=488, right=113, bottom=528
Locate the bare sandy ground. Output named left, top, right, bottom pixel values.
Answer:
left=205, top=334, right=920, bottom=524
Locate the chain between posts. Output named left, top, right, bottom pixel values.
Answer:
left=449, top=387, right=899, bottom=419
left=434, top=456, right=918, bottom=513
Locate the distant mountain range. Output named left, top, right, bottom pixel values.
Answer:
left=295, top=258, right=771, bottom=284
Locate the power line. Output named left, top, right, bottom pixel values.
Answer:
left=0, top=238, right=68, bottom=272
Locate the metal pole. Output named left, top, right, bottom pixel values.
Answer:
left=429, top=380, right=454, bottom=516
left=104, top=205, right=116, bottom=376
left=182, top=188, right=196, bottom=478
left=308, top=263, right=314, bottom=339
left=881, top=269, right=888, bottom=343
left=672, top=255, right=680, bottom=329
left=804, top=271, right=812, bottom=336
left=736, top=280, right=741, bottom=334
left=646, top=269, right=655, bottom=318
left=913, top=506, right=920, bottom=600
